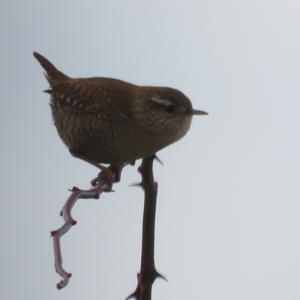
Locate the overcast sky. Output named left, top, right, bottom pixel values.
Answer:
left=1, top=0, right=300, bottom=299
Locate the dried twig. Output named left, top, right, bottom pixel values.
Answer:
left=50, top=167, right=119, bottom=289
left=127, top=156, right=166, bottom=300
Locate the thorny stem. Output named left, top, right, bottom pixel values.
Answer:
left=127, top=156, right=165, bottom=300
left=50, top=158, right=164, bottom=298
left=50, top=167, right=119, bottom=289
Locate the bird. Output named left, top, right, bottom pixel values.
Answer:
left=33, top=52, right=207, bottom=175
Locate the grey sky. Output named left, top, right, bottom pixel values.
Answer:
left=1, top=0, right=300, bottom=299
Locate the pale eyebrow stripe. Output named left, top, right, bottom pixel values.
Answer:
left=150, top=96, right=173, bottom=106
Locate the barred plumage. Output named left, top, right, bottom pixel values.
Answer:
left=34, top=52, right=207, bottom=168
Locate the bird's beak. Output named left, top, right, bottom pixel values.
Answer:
left=191, top=109, right=208, bottom=116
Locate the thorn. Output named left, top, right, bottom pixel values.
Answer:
left=130, top=182, right=143, bottom=188
left=154, top=155, right=164, bottom=166
left=125, top=291, right=139, bottom=300
left=50, top=230, right=56, bottom=237
left=156, top=271, right=168, bottom=282
left=71, top=220, right=77, bottom=225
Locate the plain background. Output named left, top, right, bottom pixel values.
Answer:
left=1, top=0, right=300, bottom=299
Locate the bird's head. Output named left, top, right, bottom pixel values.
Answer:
left=133, top=86, right=208, bottom=142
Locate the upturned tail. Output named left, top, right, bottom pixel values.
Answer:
left=33, top=52, right=69, bottom=86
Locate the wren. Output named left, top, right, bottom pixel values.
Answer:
left=33, top=52, right=207, bottom=170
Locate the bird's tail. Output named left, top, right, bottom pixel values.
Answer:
left=33, top=52, right=69, bottom=85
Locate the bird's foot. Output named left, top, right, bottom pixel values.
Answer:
left=90, top=164, right=124, bottom=189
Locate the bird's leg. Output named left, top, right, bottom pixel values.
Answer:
left=109, top=164, right=124, bottom=182
left=90, top=164, right=124, bottom=188
left=69, top=148, right=125, bottom=186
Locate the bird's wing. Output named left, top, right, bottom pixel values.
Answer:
left=48, top=78, right=132, bottom=122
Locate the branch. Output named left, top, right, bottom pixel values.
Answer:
left=127, top=156, right=166, bottom=300
left=50, top=166, right=120, bottom=289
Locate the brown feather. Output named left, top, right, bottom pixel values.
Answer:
left=33, top=52, right=69, bottom=85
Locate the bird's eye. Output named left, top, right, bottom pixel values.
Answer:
left=163, top=104, right=176, bottom=113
